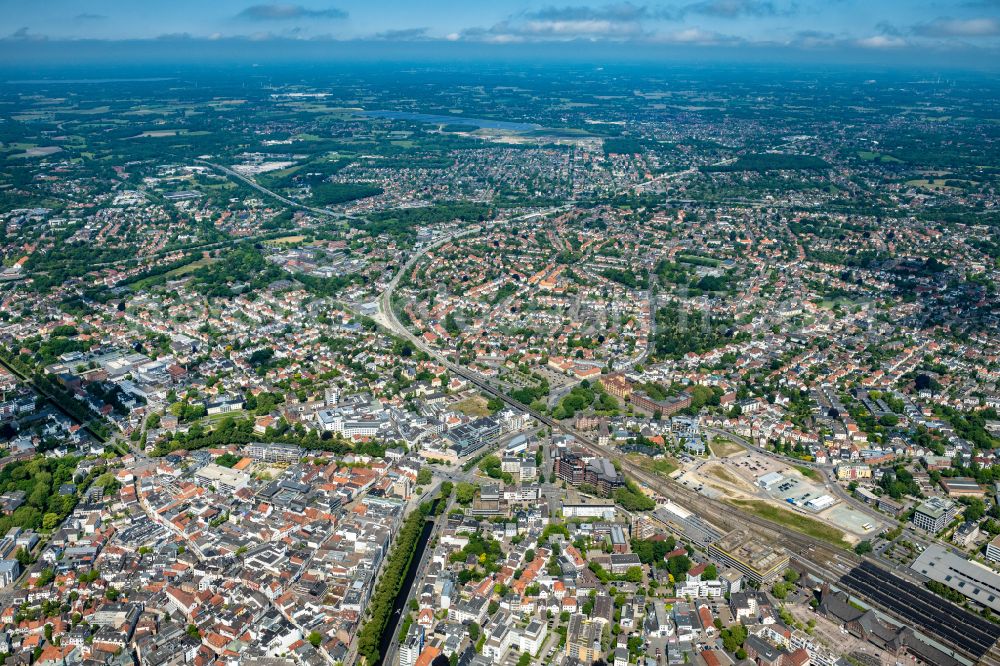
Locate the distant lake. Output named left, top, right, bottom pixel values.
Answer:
left=7, top=77, right=175, bottom=84
left=361, top=110, right=540, bottom=131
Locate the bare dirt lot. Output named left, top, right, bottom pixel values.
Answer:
left=709, top=437, right=746, bottom=458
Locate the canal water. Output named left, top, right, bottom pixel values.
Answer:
left=375, top=505, right=437, bottom=665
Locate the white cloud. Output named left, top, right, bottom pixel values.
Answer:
left=461, top=3, right=652, bottom=42
left=237, top=4, right=347, bottom=21
left=856, top=35, right=907, bottom=49
left=651, top=27, right=733, bottom=44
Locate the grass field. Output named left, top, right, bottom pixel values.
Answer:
left=676, top=253, right=720, bottom=267
left=452, top=396, right=492, bottom=418
left=129, top=256, right=216, bottom=291
left=709, top=467, right=740, bottom=486
left=905, top=178, right=961, bottom=191
left=794, top=465, right=822, bottom=482
left=627, top=454, right=678, bottom=477
left=268, top=235, right=307, bottom=245
left=257, top=164, right=302, bottom=187
left=13, top=146, right=63, bottom=159
left=709, top=438, right=745, bottom=458
left=168, top=257, right=216, bottom=276
left=818, top=296, right=862, bottom=310
left=858, top=151, right=901, bottom=163
left=729, top=498, right=851, bottom=549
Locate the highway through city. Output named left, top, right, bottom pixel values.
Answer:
left=632, top=158, right=737, bottom=191
left=196, top=160, right=361, bottom=222
left=17, top=155, right=988, bottom=663
left=371, top=211, right=992, bottom=665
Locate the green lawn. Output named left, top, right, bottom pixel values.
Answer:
left=452, top=397, right=492, bottom=418
left=129, top=256, right=216, bottom=291
left=857, top=150, right=901, bottom=163
left=794, top=465, right=821, bottom=482
left=628, top=454, right=677, bottom=477
left=710, top=467, right=740, bottom=486
left=729, top=499, right=851, bottom=549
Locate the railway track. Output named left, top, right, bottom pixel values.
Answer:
left=0, top=352, right=112, bottom=446
left=842, top=561, right=1000, bottom=662
left=433, top=350, right=992, bottom=663
left=380, top=286, right=856, bottom=569
left=373, top=221, right=1000, bottom=664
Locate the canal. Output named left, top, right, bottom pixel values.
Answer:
left=375, top=503, right=437, bottom=665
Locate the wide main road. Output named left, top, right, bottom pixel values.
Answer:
left=372, top=204, right=855, bottom=572
left=377, top=261, right=868, bottom=587
left=372, top=207, right=988, bottom=665
left=372, top=205, right=570, bottom=330
left=374, top=223, right=851, bottom=563
left=196, top=160, right=361, bottom=222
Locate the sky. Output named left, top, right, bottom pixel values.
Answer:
left=2, top=1, right=1000, bottom=67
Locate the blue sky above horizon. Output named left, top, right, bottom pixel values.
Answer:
left=3, top=1, right=1000, bottom=65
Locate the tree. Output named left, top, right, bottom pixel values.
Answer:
left=960, top=497, right=986, bottom=522
left=517, top=653, right=531, bottom=666
left=667, top=555, right=692, bottom=578
left=915, top=374, right=939, bottom=392
left=214, top=453, right=240, bottom=468
left=721, top=624, right=748, bottom=652
left=702, top=564, right=718, bottom=580
left=631, top=537, right=676, bottom=566
left=15, top=547, right=32, bottom=567
left=854, top=540, right=873, bottom=555
left=455, top=483, right=477, bottom=505
left=614, top=481, right=655, bottom=511
left=308, top=631, right=322, bottom=648
left=467, top=622, right=480, bottom=642
left=624, top=566, right=643, bottom=583
left=879, top=414, right=899, bottom=427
